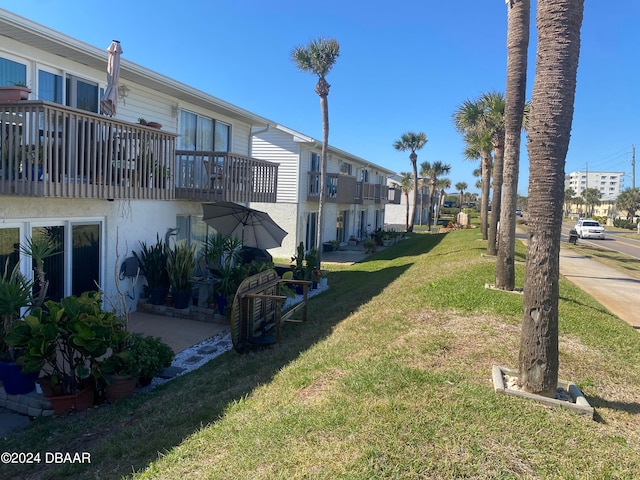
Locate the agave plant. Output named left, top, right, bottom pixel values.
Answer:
left=0, top=260, right=33, bottom=360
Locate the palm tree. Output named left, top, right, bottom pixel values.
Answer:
left=519, top=0, right=584, bottom=397
left=564, top=188, right=576, bottom=217
left=455, top=182, right=468, bottom=213
left=434, top=178, right=452, bottom=228
left=454, top=99, right=494, bottom=240
left=291, top=37, right=340, bottom=260
left=573, top=195, right=584, bottom=216
left=496, top=0, right=530, bottom=290
left=582, top=188, right=601, bottom=217
left=480, top=91, right=506, bottom=256
left=460, top=127, right=493, bottom=240
left=396, top=172, right=414, bottom=232
left=393, top=132, right=428, bottom=232
left=616, top=187, right=640, bottom=220
left=420, top=161, right=452, bottom=231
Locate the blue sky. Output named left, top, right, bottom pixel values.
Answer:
left=2, top=1, right=638, bottom=195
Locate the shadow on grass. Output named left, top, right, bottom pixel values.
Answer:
left=588, top=395, right=640, bottom=419
left=3, top=234, right=445, bottom=480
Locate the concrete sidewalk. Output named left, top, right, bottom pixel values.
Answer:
left=559, top=247, right=640, bottom=328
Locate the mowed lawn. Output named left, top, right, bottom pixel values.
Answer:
left=4, top=229, right=640, bottom=479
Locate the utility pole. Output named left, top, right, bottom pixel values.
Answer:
left=632, top=144, right=636, bottom=189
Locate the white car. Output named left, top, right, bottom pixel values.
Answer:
left=574, top=219, right=605, bottom=239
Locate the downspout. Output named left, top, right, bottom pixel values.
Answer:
left=249, top=124, right=270, bottom=154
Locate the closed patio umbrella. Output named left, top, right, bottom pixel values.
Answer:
left=100, top=40, right=122, bottom=116
left=202, top=202, right=287, bottom=250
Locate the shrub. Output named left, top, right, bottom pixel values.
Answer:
left=613, top=218, right=637, bottom=230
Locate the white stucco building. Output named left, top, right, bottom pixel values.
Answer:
left=565, top=170, right=625, bottom=200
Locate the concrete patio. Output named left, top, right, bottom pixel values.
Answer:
left=128, top=309, right=228, bottom=354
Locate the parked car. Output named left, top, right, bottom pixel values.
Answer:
left=516, top=209, right=523, bottom=217
left=574, top=219, right=605, bottom=239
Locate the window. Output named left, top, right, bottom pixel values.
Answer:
left=310, top=152, right=320, bottom=172
left=0, top=56, right=26, bottom=86
left=66, top=75, right=100, bottom=113
left=38, top=70, right=63, bottom=103
left=215, top=122, right=230, bottom=152
left=361, top=169, right=370, bottom=183
left=340, top=162, right=352, bottom=175
left=336, top=210, right=348, bottom=243
left=306, top=212, right=317, bottom=250
left=179, top=110, right=230, bottom=152
left=0, top=227, right=20, bottom=273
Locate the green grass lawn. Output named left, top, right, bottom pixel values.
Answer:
left=3, top=229, right=640, bottom=479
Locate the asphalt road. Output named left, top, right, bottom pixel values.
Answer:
left=561, top=223, right=640, bottom=259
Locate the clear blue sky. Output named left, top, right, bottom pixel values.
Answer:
left=2, top=1, right=638, bottom=196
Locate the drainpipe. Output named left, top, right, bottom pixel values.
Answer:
left=249, top=124, right=270, bottom=155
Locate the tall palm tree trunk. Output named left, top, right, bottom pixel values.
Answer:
left=519, top=0, right=584, bottom=396
left=480, top=153, right=492, bottom=240
left=404, top=192, right=410, bottom=232
left=488, top=144, right=504, bottom=255
left=497, top=0, right=530, bottom=290
left=409, top=153, right=418, bottom=232
left=316, top=92, right=329, bottom=262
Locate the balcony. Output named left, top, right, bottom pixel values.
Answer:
left=307, top=172, right=390, bottom=205
left=308, top=172, right=354, bottom=203
left=355, top=180, right=388, bottom=204
left=174, top=151, right=278, bottom=203
left=0, top=101, right=278, bottom=203
left=387, top=186, right=402, bottom=204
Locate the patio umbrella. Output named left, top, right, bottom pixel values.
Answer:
left=100, top=40, right=123, bottom=116
left=202, top=202, right=288, bottom=250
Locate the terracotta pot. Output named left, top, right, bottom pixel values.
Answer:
left=46, top=386, right=94, bottom=414
left=105, top=375, right=137, bottom=402
left=0, top=86, right=31, bottom=103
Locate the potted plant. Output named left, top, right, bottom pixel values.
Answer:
left=304, top=248, right=319, bottom=289
left=0, top=260, right=38, bottom=395
left=290, top=242, right=306, bottom=294
left=20, top=234, right=61, bottom=307
left=214, top=263, right=243, bottom=316
left=0, top=81, right=31, bottom=103
left=363, top=239, right=377, bottom=254
left=7, top=291, right=122, bottom=414
left=95, top=318, right=133, bottom=403
left=133, top=235, right=170, bottom=305
left=126, top=333, right=174, bottom=387
left=167, top=241, right=196, bottom=309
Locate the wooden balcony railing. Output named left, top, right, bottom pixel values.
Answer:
left=174, top=150, right=278, bottom=203
left=307, top=172, right=356, bottom=203
left=307, top=172, right=390, bottom=204
left=0, top=101, right=176, bottom=200
left=0, top=101, right=278, bottom=203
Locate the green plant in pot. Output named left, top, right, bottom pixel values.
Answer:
left=167, top=241, right=196, bottom=309
left=304, top=248, right=320, bottom=289
left=126, top=333, right=174, bottom=387
left=7, top=291, right=124, bottom=413
left=133, top=235, right=170, bottom=305
left=205, top=233, right=242, bottom=315
left=0, top=260, right=38, bottom=395
left=19, top=233, right=61, bottom=307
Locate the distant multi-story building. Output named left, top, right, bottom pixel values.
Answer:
left=565, top=171, right=624, bottom=201
left=565, top=171, right=627, bottom=221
